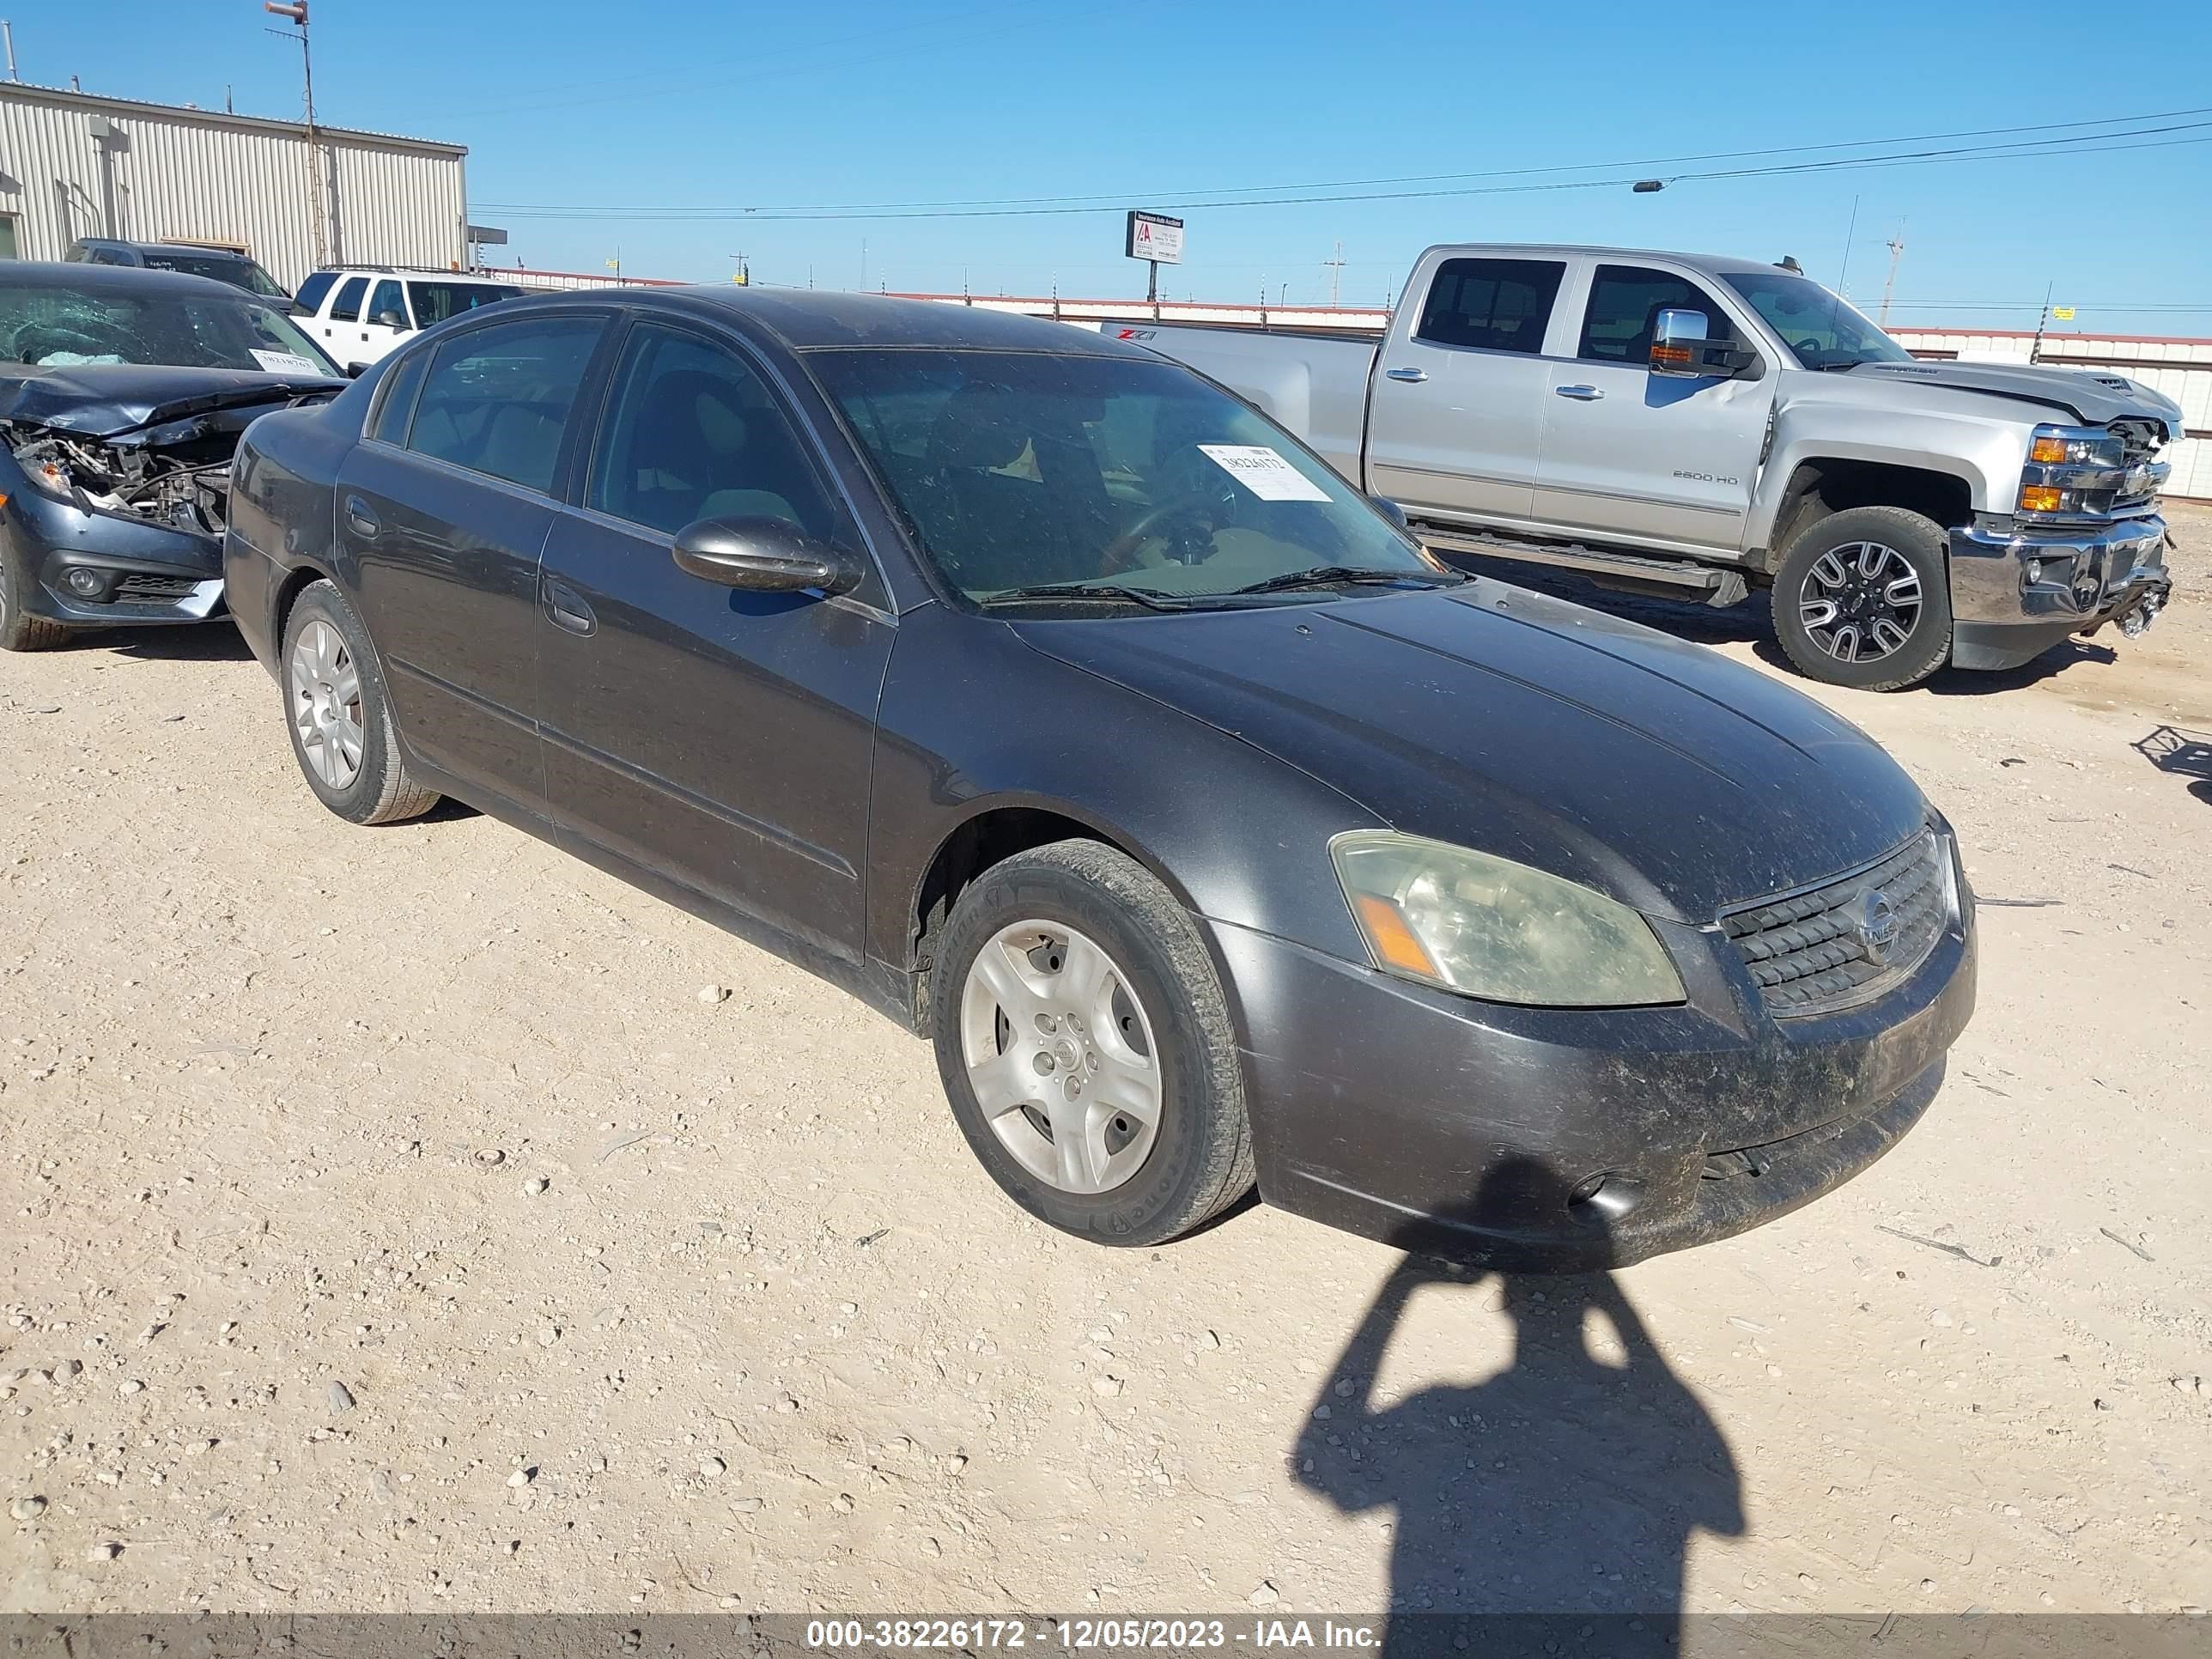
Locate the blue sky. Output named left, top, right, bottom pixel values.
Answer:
left=21, top=1, right=2212, bottom=334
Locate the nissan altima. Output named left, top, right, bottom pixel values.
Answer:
left=222, top=288, right=1976, bottom=1267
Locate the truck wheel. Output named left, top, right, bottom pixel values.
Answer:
left=929, top=839, right=1255, bottom=1248
left=1771, top=507, right=1952, bottom=690
left=0, top=553, right=73, bottom=652
left=280, top=580, right=440, bottom=825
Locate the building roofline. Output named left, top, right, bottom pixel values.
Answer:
left=0, top=81, right=466, bottom=156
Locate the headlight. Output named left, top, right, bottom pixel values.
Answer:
left=1330, top=830, right=1684, bottom=1007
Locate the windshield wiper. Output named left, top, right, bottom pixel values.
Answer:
left=977, top=582, right=1192, bottom=611
left=1225, top=565, right=1457, bottom=598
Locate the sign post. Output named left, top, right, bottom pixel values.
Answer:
left=1126, top=210, right=1184, bottom=318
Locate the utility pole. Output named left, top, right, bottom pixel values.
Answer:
left=2029, top=279, right=2053, bottom=365
left=1324, top=240, right=1345, bottom=308
left=264, top=2, right=327, bottom=269
left=1878, top=222, right=1905, bottom=326
left=728, top=250, right=749, bottom=285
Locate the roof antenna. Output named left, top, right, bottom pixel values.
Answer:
left=1775, top=255, right=1802, bottom=274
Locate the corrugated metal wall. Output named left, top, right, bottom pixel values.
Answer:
left=0, top=84, right=465, bottom=290
left=1887, top=329, right=2212, bottom=501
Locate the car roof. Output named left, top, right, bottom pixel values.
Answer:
left=1422, top=243, right=1808, bottom=280
left=1, top=259, right=270, bottom=299
left=316, top=268, right=520, bottom=283
left=501, top=284, right=1151, bottom=357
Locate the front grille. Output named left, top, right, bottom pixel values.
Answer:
left=2109, top=418, right=2165, bottom=464
left=1722, top=830, right=1946, bottom=1018
left=112, top=574, right=204, bottom=604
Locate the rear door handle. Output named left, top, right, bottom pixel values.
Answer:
left=542, top=575, right=595, bottom=636
left=343, top=495, right=380, bottom=538
left=1383, top=366, right=1428, bottom=383
left=1554, top=384, right=1604, bottom=401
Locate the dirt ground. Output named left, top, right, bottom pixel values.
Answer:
left=3, top=504, right=2209, bottom=1621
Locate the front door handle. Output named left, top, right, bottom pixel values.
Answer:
left=1383, top=366, right=1428, bottom=384
left=343, top=495, right=380, bottom=538
left=1553, top=384, right=1605, bottom=401
left=542, top=576, right=595, bottom=636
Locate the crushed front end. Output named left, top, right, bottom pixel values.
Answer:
left=0, top=376, right=340, bottom=643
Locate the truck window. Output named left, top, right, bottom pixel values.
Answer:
left=292, top=271, right=337, bottom=317
left=1412, top=258, right=1565, bottom=355
left=1577, top=265, right=1738, bottom=364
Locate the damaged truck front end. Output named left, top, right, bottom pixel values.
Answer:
left=2, top=374, right=341, bottom=650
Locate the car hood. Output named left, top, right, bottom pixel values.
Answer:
left=1014, top=581, right=1930, bottom=923
left=1847, top=360, right=2185, bottom=436
left=0, top=364, right=345, bottom=440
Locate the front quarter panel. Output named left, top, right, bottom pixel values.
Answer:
left=1754, top=372, right=2024, bottom=546
left=864, top=605, right=1385, bottom=988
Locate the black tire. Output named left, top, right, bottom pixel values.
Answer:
left=279, top=580, right=440, bottom=824
left=0, top=551, right=73, bottom=652
left=929, top=839, right=1255, bottom=1247
left=1770, top=505, right=1953, bottom=691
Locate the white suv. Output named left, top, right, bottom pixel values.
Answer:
left=289, top=268, right=525, bottom=371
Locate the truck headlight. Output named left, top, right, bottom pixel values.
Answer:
left=1330, top=830, right=1684, bottom=1007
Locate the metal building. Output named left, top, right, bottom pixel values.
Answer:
left=0, top=82, right=466, bottom=290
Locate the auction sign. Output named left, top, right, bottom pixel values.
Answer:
left=1126, top=210, right=1185, bottom=265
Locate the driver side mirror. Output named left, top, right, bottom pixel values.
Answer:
left=1649, top=308, right=1760, bottom=380
left=672, top=516, right=862, bottom=596
left=371, top=309, right=410, bottom=331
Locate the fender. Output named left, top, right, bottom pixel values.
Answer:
left=1752, top=379, right=2025, bottom=549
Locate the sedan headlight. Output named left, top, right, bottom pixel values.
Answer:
left=1330, top=830, right=1684, bottom=1007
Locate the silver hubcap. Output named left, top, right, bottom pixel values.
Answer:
left=289, top=619, right=365, bottom=789
left=1799, top=541, right=1923, bottom=664
left=959, top=920, right=1162, bottom=1195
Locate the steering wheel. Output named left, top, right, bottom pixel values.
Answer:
left=1098, top=498, right=1219, bottom=574
left=1793, top=337, right=1826, bottom=361
left=12, top=324, right=109, bottom=364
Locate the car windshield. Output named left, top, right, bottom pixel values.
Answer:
left=141, top=251, right=289, bottom=300
left=813, top=347, right=1447, bottom=605
left=0, top=282, right=340, bottom=374
left=407, top=281, right=521, bottom=326
left=1722, top=271, right=1914, bottom=369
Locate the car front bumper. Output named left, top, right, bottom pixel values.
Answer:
left=1208, top=874, right=1977, bottom=1271
left=1948, top=513, right=2170, bottom=672
left=0, top=482, right=228, bottom=630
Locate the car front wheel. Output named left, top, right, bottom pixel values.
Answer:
left=0, top=551, right=72, bottom=652
left=1771, top=506, right=1953, bottom=691
left=280, top=580, right=440, bottom=824
left=929, top=839, right=1255, bottom=1247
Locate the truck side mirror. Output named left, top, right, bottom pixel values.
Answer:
left=1649, top=308, right=1760, bottom=380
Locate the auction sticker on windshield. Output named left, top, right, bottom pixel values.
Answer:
left=251, top=349, right=321, bottom=374
left=1197, top=444, right=1332, bottom=502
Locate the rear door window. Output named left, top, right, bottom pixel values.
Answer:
left=292, top=271, right=337, bottom=317
left=328, top=276, right=369, bottom=324
left=368, top=345, right=431, bottom=445
left=1577, top=264, right=1740, bottom=363
left=1413, top=258, right=1566, bottom=354
left=404, top=314, right=605, bottom=495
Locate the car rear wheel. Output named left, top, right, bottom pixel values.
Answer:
left=929, top=839, right=1255, bottom=1247
left=1771, top=506, right=1953, bottom=691
left=280, top=580, right=440, bottom=824
left=0, top=553, right=72, bottom=652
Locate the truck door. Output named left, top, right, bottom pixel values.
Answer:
left=1533, top=262, right=1773, bottom=553
left=1364, top=255, right=1567, bottom=529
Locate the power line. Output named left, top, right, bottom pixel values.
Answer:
left=482, top=104, right=2212, bottom=217
left=477, top=118, right=2212, bottom=223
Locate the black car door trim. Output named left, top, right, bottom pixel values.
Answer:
left=537, top=719, right=858, bottom=879
left=385, top=653, right=540, bottom=735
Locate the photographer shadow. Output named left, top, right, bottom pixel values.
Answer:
left=1295, top=1160, right=1744, bottom=1655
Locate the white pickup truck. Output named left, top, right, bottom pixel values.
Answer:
left=1116, top=244, right=2182, bottom=689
